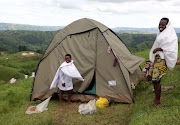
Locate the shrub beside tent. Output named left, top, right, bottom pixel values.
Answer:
left=30, top=18, right=144, bottom=103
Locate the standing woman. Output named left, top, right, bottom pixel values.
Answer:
left=149, top=18, right=178, bottom=107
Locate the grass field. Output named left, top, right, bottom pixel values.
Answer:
left=0, top=49, right=180, bottom=125
left=0, top=51, right=42, bottom=83
left=0, top=79, right=132, bottom=125
left=130, top=67, right=180, bottom=125
left=0, top=65, right=23, bottom=83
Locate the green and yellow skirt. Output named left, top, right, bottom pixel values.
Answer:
left=152, top=55, right=168, bottom=83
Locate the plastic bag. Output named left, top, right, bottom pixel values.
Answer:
left=26, top=96, right=51, bottom=114
left=96, top=97, right=109, bottom=109
left=78, top=99, right=96, bottom=115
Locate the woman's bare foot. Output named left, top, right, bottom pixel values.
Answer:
left=67, top=101, right=73, bottom=104
left=151, top=99, right=161, bottom=108
left=153, top=98, right=162, bottom=103
left=59, top=104, right=63, bottom=108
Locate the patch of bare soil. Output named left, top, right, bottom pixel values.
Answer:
left=17, top=53, right=39, bottom=57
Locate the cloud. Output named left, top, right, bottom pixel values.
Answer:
left=0, top=0, right=179, bottom=28
left=89, top=0, right=168, bottom=3
left=93, top=0, right=180, bottom=14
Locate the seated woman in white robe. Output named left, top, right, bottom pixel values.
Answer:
left=50, top=54, right=84, bottom=108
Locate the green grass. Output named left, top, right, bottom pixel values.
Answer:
left=130, top=65, right=180, bottom=125
left=0, top=51, right=41, bottom=74
left=0, top=65, right=24, bottom=82
left=0, top=51, right=41, bottom=82
left=131, top=45, right=180, bottom=125
left=0, top=79, right=132, bottom=125
left=0, top=79, right=54, bottom=125
left=0, top=48, right=180, bottom=125
left=133, top=49, right=150, bottom=68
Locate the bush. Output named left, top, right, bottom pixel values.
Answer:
left=12, top=73, right=22, bottom=79
left=36, top=49, right=43, bottom=54
left=19, top=69, right=30, bottom=75
left=0, top=80, right=6, bottom=85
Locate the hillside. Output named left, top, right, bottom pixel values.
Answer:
left=0, top=29, right=180, bottom=53
left=113, top=27, right=180, bottom=34
left=0, top=23, right=63, bottom=31
left=118, top=33, right=156, bottom=53
left=0, top=65, right=24, bottom=83
left=0, top=51, right=42, bottom=83
left=0, top=30, right=58, bottom=52
left=1, top=23, right=180, bottom=33
left=130, top=47, right=180, bottom=125
left=0, top=48, right=179, bottom=124
left=1, top=30, right=179, bottom=53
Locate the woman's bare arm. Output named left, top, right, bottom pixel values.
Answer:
left=153, top=48, right=163, bottom=54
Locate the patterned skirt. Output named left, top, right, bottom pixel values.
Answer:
left=152, top=55, right=168, bottom=83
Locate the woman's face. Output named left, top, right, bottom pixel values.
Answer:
left=65, top=56, right=71, bottom=63
left=159, top=20, right=168, bottom=32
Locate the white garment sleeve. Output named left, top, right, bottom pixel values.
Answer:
left=50, top=67, right=60, bottom=89
left=59, top=70, right=65, bottom=84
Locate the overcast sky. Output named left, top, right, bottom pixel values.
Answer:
left=0, top=0, right=180, bottom=28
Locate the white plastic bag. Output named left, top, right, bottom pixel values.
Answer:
left=26, top=96, right=51, bottom=114
left=78, top=99, right=96, bottom=115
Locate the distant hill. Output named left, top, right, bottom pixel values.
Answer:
left=0, top=30, right=58, bottom=52
left=0, top=30, right=157, bottom=53
left=112, top=27, right=180, bottom=34
left=0, top=30, right=179, bottom=53
left=1, top=23, right=180, bottom=33
left=0, top=23, right=63, bottom=31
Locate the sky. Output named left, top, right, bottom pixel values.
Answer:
left=0, top=0, right=180, bottom=28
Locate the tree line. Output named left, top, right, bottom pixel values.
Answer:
left=0, top=30, right=179, bottom=53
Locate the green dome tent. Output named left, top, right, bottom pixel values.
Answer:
left=30, top=18, right=144, bottom=103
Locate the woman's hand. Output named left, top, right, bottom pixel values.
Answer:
left=153, top=48, right=163, bottom=54
left=62, top=83, right=66, bottom=87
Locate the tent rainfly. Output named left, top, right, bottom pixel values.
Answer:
left=30, top=18, right=144, bottom=103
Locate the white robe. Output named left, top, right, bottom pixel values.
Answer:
left=50, top=60, right=84, bottom=91
left=149, top=21, right=178, bottom=71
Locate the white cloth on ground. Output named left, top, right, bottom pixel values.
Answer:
left=50, top=60, right=84, bottom=90
left=149, top=21, right=178, bottom=70
left=26, top=96, right=51, bottom=114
